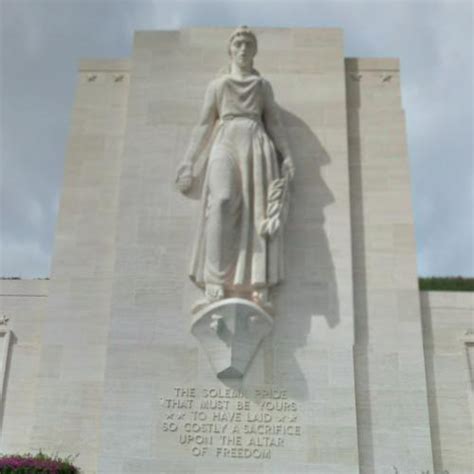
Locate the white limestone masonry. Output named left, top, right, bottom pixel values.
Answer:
left=28, top=59, right=129, bottom=473
left=0, top=279, right=48, bottom=453
left=0, top=29, right=470, bottom=474
left=99, top=28, right=359, bottom=474
left=421, top=291, right=474, bottom=474
left=346, top=57, right=434, bottom=473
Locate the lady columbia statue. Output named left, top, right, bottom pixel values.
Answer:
left=176, top=26, right=295, bottom=312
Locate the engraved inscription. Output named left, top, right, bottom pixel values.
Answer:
left=160, top=386, right=302, bottom=459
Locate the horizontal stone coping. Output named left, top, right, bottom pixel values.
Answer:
left=345, top=57, right=400, bottom=72
left=79, top=58, right=130, bottom=72
left=420, top=290, right=474, bottom=309
left=0, top=279, right=49, bottom=296
left=134, top=27, right=344, bottom=39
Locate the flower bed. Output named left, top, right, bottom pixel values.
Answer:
left=0, top=452, right=79, bottom=473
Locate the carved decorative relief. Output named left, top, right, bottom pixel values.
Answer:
left=350, top=72, right=362, bottom=81
left=191, top=299, right=274, bottom=378
left=462, top=328, right=474, bottom=344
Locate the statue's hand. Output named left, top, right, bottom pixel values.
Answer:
left=176, top=162, right=193, bottom=193
left=282, top=157, right=295, bottom=181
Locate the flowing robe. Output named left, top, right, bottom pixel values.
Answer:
left=189, top=73, right=288, bottom=292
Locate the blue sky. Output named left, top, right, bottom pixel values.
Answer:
left=1, top=0, right=473, bottom=277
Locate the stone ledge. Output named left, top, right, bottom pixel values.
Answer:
left=0, top=279, right=49, bottom=296
left=345, top=57, right=400, bottom=71
left=420, top=290, right=474, bottom=309
left=79, top=58, right=131, bottom=72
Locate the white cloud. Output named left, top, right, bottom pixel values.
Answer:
left=0, top=238, right=51, bottom=278
left=0, top=0, right=472, bottom=277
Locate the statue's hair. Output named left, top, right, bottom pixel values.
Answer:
left=216, top=26, right=259, bottom=76
left=227, top=26, right=258, bottom=56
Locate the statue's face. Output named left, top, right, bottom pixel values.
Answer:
left=230, top=35, right=256, bottom=68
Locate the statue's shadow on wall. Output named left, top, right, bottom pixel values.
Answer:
left=267, top=109, right=339, bottom=399
left=221, top=109, right=339, bottom=400
left=185, top=107, right=339, bottom=399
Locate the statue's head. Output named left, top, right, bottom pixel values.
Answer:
left=227, top=26, right=258, bottom=69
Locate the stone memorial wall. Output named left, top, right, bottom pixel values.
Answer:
left=0, top=28, right=472, bottom=474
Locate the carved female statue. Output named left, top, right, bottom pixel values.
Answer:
left=176, top=26, right=294, bottom=311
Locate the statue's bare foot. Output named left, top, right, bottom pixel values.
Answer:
left=192, top=284, right=224, bottom=314
left=206, top=284, right=224, bottom=302
left=252, top=289, right=274, bottom=314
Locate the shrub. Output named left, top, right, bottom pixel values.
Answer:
left=419, top=276, right=474, bottom=292
left=0, top=452, right=79, bottom=473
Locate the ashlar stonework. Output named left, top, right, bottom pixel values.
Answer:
left=0, top=28, right=472, bottom=474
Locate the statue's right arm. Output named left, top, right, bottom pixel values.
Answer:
left=182, top=82, right=218, bottom=167
left=176, top=82, right=217, bottom=193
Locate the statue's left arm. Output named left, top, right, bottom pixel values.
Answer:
left=262, top=80, right=295, bottom=180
